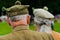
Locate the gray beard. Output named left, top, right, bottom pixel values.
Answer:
left=38, top=25, right=52, bottom=34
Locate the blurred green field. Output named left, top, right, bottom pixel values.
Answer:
left=0, top=22, right=12, bottom=36
left=0, top=21, right=60, bottom=36
left=54, top=19, right=60, bottom=33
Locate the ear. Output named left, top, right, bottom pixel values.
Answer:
left=6, top=17, right=11, bottom=25
left=27, top=15, right=30, bottom=24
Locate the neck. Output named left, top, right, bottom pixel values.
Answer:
left=13, top=25, right=29, bottom=31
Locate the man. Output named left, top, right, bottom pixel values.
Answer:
left=33, top=8, right=60, bottom=40
left=0, top=1, right=54, bottom=40
left=33, top=9, right=54, bottom=33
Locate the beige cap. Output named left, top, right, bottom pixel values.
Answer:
left=6, top=1, right=29, bottom=17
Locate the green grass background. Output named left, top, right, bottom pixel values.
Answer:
left=0, top=22, right=12, bottom=36
left=54, top=19, right=60, bottom=33
left=0, top=20, right=60, bottom=36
